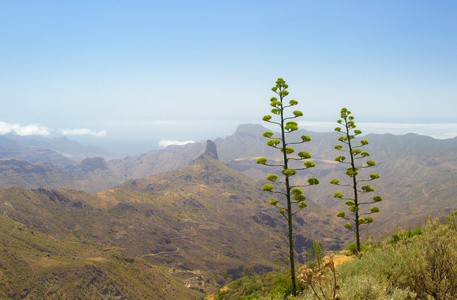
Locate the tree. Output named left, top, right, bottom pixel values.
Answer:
left=331, top=108, right=382, bottom=254
left=256, top=78, right=319, bottom=296
left=313, top=240, right=323, bottom=267
left=214, top=270, right=219, bottom=283
left=221, top=266, right=228, bottom=281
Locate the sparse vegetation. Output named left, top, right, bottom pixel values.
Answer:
left=335, top=213, right=457, bottom=299
left=1, top=95, right=456, bottom=299
left=257, top=78, right=319, bottom=296
left=0, top=212, right=202, bottom=299
left=211, top=269, right=298, bottom=299
left=207, top=212, right=457, bottom=300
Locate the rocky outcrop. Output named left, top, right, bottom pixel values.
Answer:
left=204, top=140, right=218, bottom=160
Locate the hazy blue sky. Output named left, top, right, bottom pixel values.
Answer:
left=1, top=1, right=456, bottom=154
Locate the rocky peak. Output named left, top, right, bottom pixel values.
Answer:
left=235, top=123, right=267, bottom=137
left=204, top=140, right=218, bottom=160
left=79, top=157, right=108, bottom=172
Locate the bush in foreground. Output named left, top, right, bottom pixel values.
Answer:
left=208, top=211, right=457, bottom=300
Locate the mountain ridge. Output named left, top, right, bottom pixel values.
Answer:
left=1, top=124, right=456, bottom=238
left=1, top=134, right=121, bottom=165
left=0, top=141, right=348, bottom=297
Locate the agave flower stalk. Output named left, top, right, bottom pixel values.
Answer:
left=256, top=78, right=319, bottom=296
left=331, top=108, right=382, bottom=254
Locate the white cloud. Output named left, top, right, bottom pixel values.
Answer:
left=0, top=122, right=50, bottom=136
left=60, top=128, right=107, bottom=137
left=158, top=140, right=195, bottom=148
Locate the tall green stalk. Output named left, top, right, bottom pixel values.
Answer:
left=331, top=108, right=382, bottom=254
left=257, top=78, right=319, bottom=295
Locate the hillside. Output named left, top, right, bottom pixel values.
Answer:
left=1, top=124, right=456, bottom=238
left=0, top=142, right=348, bottom=298
left=107, top=141, right=206, bottom=179
left=0, top=186, right=202, bottom=299
left=0, top=135, right=73, bottom=167
left=209, top=212, right=457, bottom=299
left=105, top=142, right=348, bottom=275
left=6, top=135, right=121, bottom=161
left=0, top=138, right=207, bottom=193
left=0, top=135, right=120, bottom=165
left=0, top=135, right=127, bottom=192
left=221, top=124, right=457, bottom=237
left=0, top=157, right=125, bottom=193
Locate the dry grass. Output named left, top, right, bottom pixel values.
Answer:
left=85, top=257, right=107, bottom=262
left=26, top=257, right=64, bottom=268
left=333, top=253, right=354, bottom=267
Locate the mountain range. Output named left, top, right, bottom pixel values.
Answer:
left=2, top=124, right=457, bottom=232
left=0, top=124, right=456, bottom=298
left=0, top=141, right=347, bottom=298
left=0, top=134, right=121, bottom=164
left=222, top=125, right=457, bottom=236
left=2, top=124, right=456, bottom=234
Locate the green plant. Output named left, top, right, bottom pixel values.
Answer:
left=313, top=240, right=323, bottom=267
left=214, top=270, right=219, bottom=283
left=446, top=210, right=457, bottom=229
left=345, top=243, right=367, bottom=255
left=257, top=78, right=319, bottom=296
left=307, top=247, right=314, bottom=268
left=221, top=266, right=228, bottom=281
left=404, top=217, right=457, bottom=299
left=390, top=225, right=423, bottom=245
left=331, top=108, right=382, bottom=254
left=215, top=289, right=229, bottom=300
left=269, top=276, right=295, bottom=297
left=337, top=275, right=416, bottom=300
left=222, top=273, right=277, bottom=299
left=336, top=213, right=457, bottom=299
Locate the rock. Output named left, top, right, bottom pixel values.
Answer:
left=204, top=140, right=218, bottom=160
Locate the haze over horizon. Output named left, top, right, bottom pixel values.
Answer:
left=1, top=1, right=457, bottom=154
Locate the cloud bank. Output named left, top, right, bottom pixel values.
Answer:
left=0, top=122, right=50, bottom=136
left=296, top=121, right=457, bottom=140
left=158, top=140, right=195, bottom=148
left=60, top=128, right=107, bottom=137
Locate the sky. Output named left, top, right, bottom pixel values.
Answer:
left=1, top=1, right=456, bottom=155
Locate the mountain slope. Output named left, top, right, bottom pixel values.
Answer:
left=222, top=125, right=457, bottom=237
left=0, top=186, right=202, bottom=299
left=0, top=139, right=207, bottom=193
left=5, top=135, right=121, bottom=161
left=107, top=141, right=206, bottom=179
left=1, top=124, right=456, bottom=239
left=0, top=135, right=73, bottom=166
left=109, top=145, right=348, bottom=276
left=0, top=142, right=348, bottom=297
left=0, top=158, right=125, bottom=193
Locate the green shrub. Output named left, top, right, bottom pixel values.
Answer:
left=218, top=272, right=283, bottom=299
left=338, top=275, right=416, bottom=300
left=337, top=213, right=457, bottom=299
left=390, top=226, right=423, bottom=244
left=400, top=218, right=457, bottom=298
left=216, top=213, right=456, bottom=300
left=346, top=242, right=367, bottom=255
left=215, top=289, right=229, bottom=300
left=269, top=276, right=294, bottom=296
left=389, top=233, right=400, bottom=244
